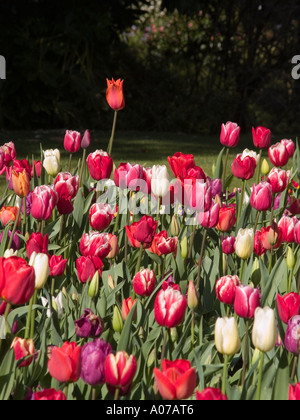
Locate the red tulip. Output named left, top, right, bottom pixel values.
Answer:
left=252, top=126, right=271, bottom=149
left=196, top=387, right=228, bottom=400
left=121, top=297, right=136, bottom=321
left=222, top=236, right=236, bottom=254
left=104, top=351, right=137, bottom=396
left=64, top=130, right=81, bottom=153
left=217, top=206, right=236, bottom=232
left=277, top=293, right=300, bottom=324
left=215, top=275, right=241, bottom=306
left=30, top=160, right=42, bottom=178
left=234, top=285, right=261, bottom=319
left=220, top=122, right=240, bottom=148
left=106, top=234, right=119, bottom=259
left=278, top=215, right=297, bottom=243
left=79, top=231, right=112, bottom=259
left=86, top=150, right=113, bottom=181
left=11, top=337, right=35, bottom=367
left=48, top=341, right=81, bottom=383
left=250, top=182, right=273, bottom=212
left=150, top=230, right=178, bottom=257
left=254, top=230, right=267, bottom=256
left=126, top=216, right=157, bottom=249
left=198, top=202, right=220, bottom=228
left=89, top=202, right=114, bottom=231
left=154, top=281, right=187, bottom=328
left=289, top=383, right=300, bottom=400
left=76, top=255, right=103, bottom=284
left=106, top=78, right=125, bottom=112
left=49, top=255, right=67, bottom=277
left=33, top=389, right=67, bottom=401
left=114, top=162, right=147, bottom=192
left=153, top=359, right=196, bottom=400
left=0, top=256, right=35, bottom=305
left=26, top=232, right=49, bottom=259
left=267, top=167, right=291, bottom=193
left=31, top=185, right=58, bottom=221
left=268, top=142, right=289, bottom=167
left=167, top=152, right=196, bottom=179
left=260, top=223, right=282, bottom=250
left=232, top=154, right=257, bottom=180
left=133, top=268, right=156, bottom=297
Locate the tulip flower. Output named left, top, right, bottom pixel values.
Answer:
left=75, top=308, right=104, bottom=339
left=289, top=383, right=300, bottom=400
left=267, top=167, right=291, bottom=194
left=31, top=185, right=58, bottom=221
left=126, top=215, right=157, bottom=249
left=277, top=293, right=300, bottom=324
left=260, top=223, right=282, bottom=250
left=220, top=121, right=240, bottom=148
left=252, top=307, right=277, bottom=352
left=187, top=280, right=198, bottom=310
left=222, top=236, right=236, bottom=254
left=121, top=297, right=136, bottom=321
left=235, top=228, right=254, bottom=259
left=29, top=252, right=50, bottom=290
left=151, top=165, right=170, bottom=198
left=0, top=256, right=35, bottom=305
left=154, top=281, right=187, bottom=328
left=253, top=230, right=267, bottom=256
left=106, top=78, right=125, bottom=111
left=76, top=255, right=103, bottom=284
left=281, top=139, right=295, bottom=158
left=234, top=285, right=261, bottom=319
left=215, top=275, right=241, bottom=306
left=64, top=130, right=81, bottom=154
left=11, top=337, right=35, bottom=367
left=133, top=269, right=156, bottom=297
left=252, top=126, right=271, bottom=149
left=0, top=230, right=20, bottom=252
left=32, top=389, right=67, bottom=401
left=86, top=150, right=113, bottom=181
left=217, top=206, right=236, bottom=232
left=150, top=230, right=178, bottom=257
left=79, top=231, right=111, bottom=259
left=198, top=202, right=220, bottom=228
left=104, top=351, right=137, bottom=396
left=167, top=152, right=196, bottom=179
left=278, top=215, right=297, bottom=243
left=43, top=149, right=61, bottom=177
left=81, top=129, right=91, bottom=149
left=11, top=168, right=31, bottom=198
left=114, top=162, right=147, bottom=192
left=80, top=339, right=112, bottom=386
left=0, top=142, right=16, bottom=166
left=284, top=315, right=300, bottom=354
left=48, top=341, right=81, bottom=383
left=268, top=142, right=289, bottom=167
left=196, top=388, right=228, bottom=401
left=0, top=206, right=21, bottom=227
left=215, top=317, right=241, bottom=356
left=48, top=254, right=67, bottom=277
left=250, top=182, right=273, bottom=212
left=89, top=202, right=114, bottom=231
left=106, top=234, right=119, bottom=259
left=153, top=359, right=197, bottom=400
left=53, top=172, right=79, bottom=215
left=183, top=180, right=212, bottom=213
left=231, top=152, right=257, bottom=180
left=26, top=232, right=49, bottom=259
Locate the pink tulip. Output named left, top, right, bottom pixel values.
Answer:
left=220, top=122, right=240, bottom=148
left=222, top=236, right=236, bottom=254
left=267, top=167, right=291, bottom=193
left=250, top=182, right=273, bottom=212
left=198, top=202, right=220, bottom=228
left=154, top=281, right=187, bottom=328
left=252, top=126, right=271, bottom=149
left=234, top=285, right=261, bottom=319
left=64, top=130, right=81, bottom=153
left=278, top=215, right=297, bottom=243
left=281, top=139, right=295, bottom=158
left=268, top=142, right=289, bottom=167
left=31, top=185, right=58, bottom=221
left=215, top=275, right=241, bottom=305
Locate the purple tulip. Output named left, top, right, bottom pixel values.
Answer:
left=80, top=339, right=113, bottom=386
left=285, top=315, right=300, bottom=355
left=0, top=229, right=21, bottom=251
left=74, top=308, right=104, bottom=338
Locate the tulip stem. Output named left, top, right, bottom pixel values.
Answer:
left=256, top=149, right=263, bottom=184
left=196, top=228, right=207, bottom=291
left=30, top=289, right=38, bottom=339
left=160, top=327, right=168, bottom=366
left=222, top=147, right=229, bottom=198
left=237, top=180, right=246, bottom=223
left=256, top=351, right=264, bottom=400
left=222, top=354, right=229, bottom=395
left=241, top=319, right=249, bottom=387
left=107, top=111, right=118, bottom=157
left=188, top=222, right=197, bottom=260
left=114, top=386, right=120, bottom=401
left=136, top=244, right=144, bottom=274
left=68, top=153, right=72, bottom=172
left=25, top=295, right=34, bottom=340
left=253, top=210, right=261, bottom=237
left=191, top=310, right=195, bottom=349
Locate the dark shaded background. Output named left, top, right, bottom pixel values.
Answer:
left=0, top=0, right=299, bottom=134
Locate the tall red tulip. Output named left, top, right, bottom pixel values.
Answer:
left=217, top=205, right=236, bottom=232
left=277, top=293, right=300, bottom=324
left=86, top=150, right=113, bottom=181
left=167, top=152, right=196, bottom=179
left=154, top=281, right=187, bottom=328
left=232, top=153, right=257, bottom=180
left=106, top=78, right=125, bottom=111
left=0, top=257, right=35, bottom=305
left=153, top=359, right=197, bottom=400
left=252, top=126, right=271, bottom=149
left=48, top=341, right=81, bottom=383
left=104, top=351, right=137, bottom=396
left=76, top=255, right=103, bottom=284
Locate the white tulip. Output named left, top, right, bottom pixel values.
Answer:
left=151, top=165, right=170, bottom=198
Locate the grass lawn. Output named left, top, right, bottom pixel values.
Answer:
left=0, top=128, right=296, bottom=194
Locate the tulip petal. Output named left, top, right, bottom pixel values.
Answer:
left=153, top=368, right=176, bottom=400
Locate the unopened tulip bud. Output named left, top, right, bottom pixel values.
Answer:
left=187, top=280, right=198, bottom=310
left=170, top=215, right=180, bottom=237
left=261, top=159, right=270, bottom=176
left=286, top=246, right=295, bottom=270
left=112, top=306, right=123, bottom=333
left=107, top=275, right=115, bottom=290
left=170, top=327, right=178, bottom=343
left=88, top=270, right=100, bottom=299
left=251, top=258, right=261, bottom=287
left=181, top=236, right=188, bottom=259
left=147, top=348, right=156, bottom=368
left=215, top=317, right=241, bottom=356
